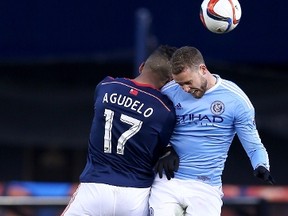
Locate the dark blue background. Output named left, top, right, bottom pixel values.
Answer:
left=1, top=0, right=287, bottom=64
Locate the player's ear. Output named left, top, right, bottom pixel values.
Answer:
left=139, top=62, right=145, bottom=74
left=199, top=64, right=207, bottom=75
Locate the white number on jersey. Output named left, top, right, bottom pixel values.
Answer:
left=103, top=108, right=143, bottom=155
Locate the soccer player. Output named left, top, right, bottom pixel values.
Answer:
left=149, top=46, right=275, bottom=216
left=61, top=45, right=178, bottom=216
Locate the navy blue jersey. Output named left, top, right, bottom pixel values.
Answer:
left=80, top=76, right=176, bottom=188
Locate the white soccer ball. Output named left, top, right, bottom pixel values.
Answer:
left=200, top=0, right=242, bottom=34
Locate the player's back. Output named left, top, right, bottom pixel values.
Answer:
left=80, top=76, right=176, bottom=188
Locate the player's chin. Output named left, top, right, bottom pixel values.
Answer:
left=190, top=90, right=204, bottom=99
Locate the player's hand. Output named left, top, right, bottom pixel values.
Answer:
left=155, top=146, right=179, bottom=180
left=253, top=166, right=275, bottom=185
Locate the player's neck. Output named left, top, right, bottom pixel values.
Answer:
left=207, top=74, right=217, bottom=90
left=132, top=76, right=158, bottom=89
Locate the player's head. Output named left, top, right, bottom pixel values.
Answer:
left=140, top=45, right=177, bottom=89
left=170, top=46, right=210, bottom=99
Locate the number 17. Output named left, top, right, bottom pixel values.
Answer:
left=103, top=109, right=143, bottom=155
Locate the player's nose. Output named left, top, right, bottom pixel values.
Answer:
left=182, top=85, right=190, bottom=93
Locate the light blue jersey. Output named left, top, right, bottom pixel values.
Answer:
left=161, top=75, right=270, bottom=186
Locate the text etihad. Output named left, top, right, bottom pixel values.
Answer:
left=102, top=93, right=154, bottom=117
left=176, top=113, right=224, bottom=125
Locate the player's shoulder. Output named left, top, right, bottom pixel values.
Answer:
left=97, top=77, right=133, bottom=90
left=220, top=78, right=246, bottom=97
left=220, top=78, right=253, bottom=109
left=161, top=80, right=180, bottom=93
left=161, top=80, right=186, bottom=103
left=100, top=76, right=124, bottom=84
left=95, top=76, right=125, bottom=95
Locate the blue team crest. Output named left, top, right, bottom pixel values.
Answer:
left=210, top=101, right=225, bottom=115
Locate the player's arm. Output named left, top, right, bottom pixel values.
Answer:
left=235, top=104, right=275, bottom=184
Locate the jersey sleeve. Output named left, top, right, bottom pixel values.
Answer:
left=234, top=101, right=270, bottom=170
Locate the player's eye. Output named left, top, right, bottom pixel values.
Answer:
left=177, top=80, right=192, bottom=86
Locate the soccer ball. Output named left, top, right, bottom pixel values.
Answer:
left=200, top=0, right=242, bottom=34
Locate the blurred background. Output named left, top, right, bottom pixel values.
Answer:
left=0, top=0, right=288, bottom=215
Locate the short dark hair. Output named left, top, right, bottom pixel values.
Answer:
left=145, top=45, right=178, bottom=81
left=171, top=46, right=205, bottom=75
